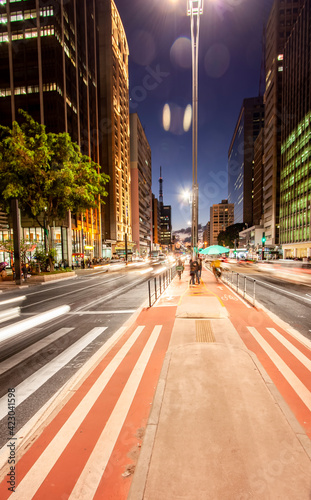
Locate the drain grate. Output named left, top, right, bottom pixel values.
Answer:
left=196, top=320, right=215, bottom=343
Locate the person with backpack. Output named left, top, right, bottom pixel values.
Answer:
left=176, top=259, right=184, bottom=280
left=190, top=258, right=200, bottom=285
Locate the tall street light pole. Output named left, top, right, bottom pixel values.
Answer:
left=187, top=0, right=203, bottom=258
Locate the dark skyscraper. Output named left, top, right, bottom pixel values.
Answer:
left=0, top=0, right=102, bottom=261
left=0, top=0, right=131, bottom=261
left=159, top=166, right=163, bottom=207
left=228, top=97, right=264, bottom=226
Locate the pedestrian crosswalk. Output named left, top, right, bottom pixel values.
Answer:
left=0, top=318, right=170, bottom=500
left=0, top=327, right=107, bottom=421
left=246, top=325, right=311, bottom=435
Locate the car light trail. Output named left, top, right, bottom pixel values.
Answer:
left=0, top=305, right=70, bottom=343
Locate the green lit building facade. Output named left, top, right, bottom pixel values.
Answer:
left=280, top=0, right=311, bottom=259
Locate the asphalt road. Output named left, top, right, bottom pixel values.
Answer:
left=0, top=260, right=171, bottom=448
left=221, top=266, right=311, bottom=341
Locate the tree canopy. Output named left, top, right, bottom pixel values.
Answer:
left=217, top=223, right=245, bottom=247
left=0, top=110, right=109, bottom=230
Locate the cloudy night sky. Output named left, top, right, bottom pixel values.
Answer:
left=114, top=0, right=274, bottom=231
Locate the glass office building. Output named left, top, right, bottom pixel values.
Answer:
left=280, top=0, right=311, bottom=259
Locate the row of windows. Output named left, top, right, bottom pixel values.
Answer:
left=280, top=228, right=310, bottom=243
left=281, top=112, right=311, bottom=153
left=280, top=216, right=309, bottom=228
left=280, top=196, right=308, bottom=212
left=0, top=1, right=28, bottom=5
left=281, top=132, right=311, bottom=174
left=0, top=24, right=54, bottom=42
left=281, top=177, right=311, bottom=197
left=0, top=7, right=53, bottom=23
left=0, top=82, right=63, bottom=97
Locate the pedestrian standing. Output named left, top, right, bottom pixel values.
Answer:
left=176, top=259, right=184, bottom=280
left=190, top=259, right=200, bottom=285
left=22, top=263, right=27, bottom=281
left=198, top=256, right=202, bottom=279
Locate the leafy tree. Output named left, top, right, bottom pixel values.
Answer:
left=217, top=223, right=245, bottom=247
left=0, top=238, right=36, bottom=264
left=217, top=230, right=227, bottom=247
left=0, top=110, right=110, bottom=269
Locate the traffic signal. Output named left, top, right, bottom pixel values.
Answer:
left=262, top=232, right=266, bottom=244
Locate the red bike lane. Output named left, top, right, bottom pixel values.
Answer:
left=205, top=275, right=311, bottom=440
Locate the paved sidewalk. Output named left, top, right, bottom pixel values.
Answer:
left=128, top=266, right=311, bottom=500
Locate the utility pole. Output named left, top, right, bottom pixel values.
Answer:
left=188, top=0, right=203, bottom=258
left=125, top=232, right=128, bottom=264
left=11, top=198, right=22, bottom=285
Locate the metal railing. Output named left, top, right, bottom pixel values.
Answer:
left=221, top=268, right=257, bottom=306
left=148, top=266, right=176, bottom=307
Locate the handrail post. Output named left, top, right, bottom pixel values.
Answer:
left=244, top=276, right=246, bottom=298
left=253, top=279, right=256, bottom=306
left=237, top=273, right=239, bottom=293
left=148, top=280, right=151, bottom=307
left=154, top=277, right=157, bottom=300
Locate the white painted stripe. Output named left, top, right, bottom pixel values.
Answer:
left=267, top=328, right=311, bottom=371
left=68, top=310, right=136, bottom=315
left=0, top=307, right=20, bottom=324
left=247, top=327, right=311, bottom=411
left=0, top=326, right=127, bottom=471
left=0, top=327, right=107, bottom=421
left=0, top=305, right=70, bottom=343
left=70, top=325, right=162, bottom=499
left=0, top=328, right=74, bottom=376
left=0, top=295, right=26, bottom=306
left=13, top=325, right=145, bottom=498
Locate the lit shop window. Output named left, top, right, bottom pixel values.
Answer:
left=0, top=14, right=7, bottom=23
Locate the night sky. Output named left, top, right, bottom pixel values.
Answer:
left=114, top=0, right=274, bottom=231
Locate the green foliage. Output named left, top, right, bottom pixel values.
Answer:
left=0, top=110, right=110, bottom=228
left=217, top=223, right=245, bottom=247
left=0, top=238, right=35, bottom=262
left=34, top=248, right=48, bottom=271
left=37, top=268, right=73, bottom=275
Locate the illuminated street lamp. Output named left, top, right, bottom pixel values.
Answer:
left=187, top=0, right=203, bottom=257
